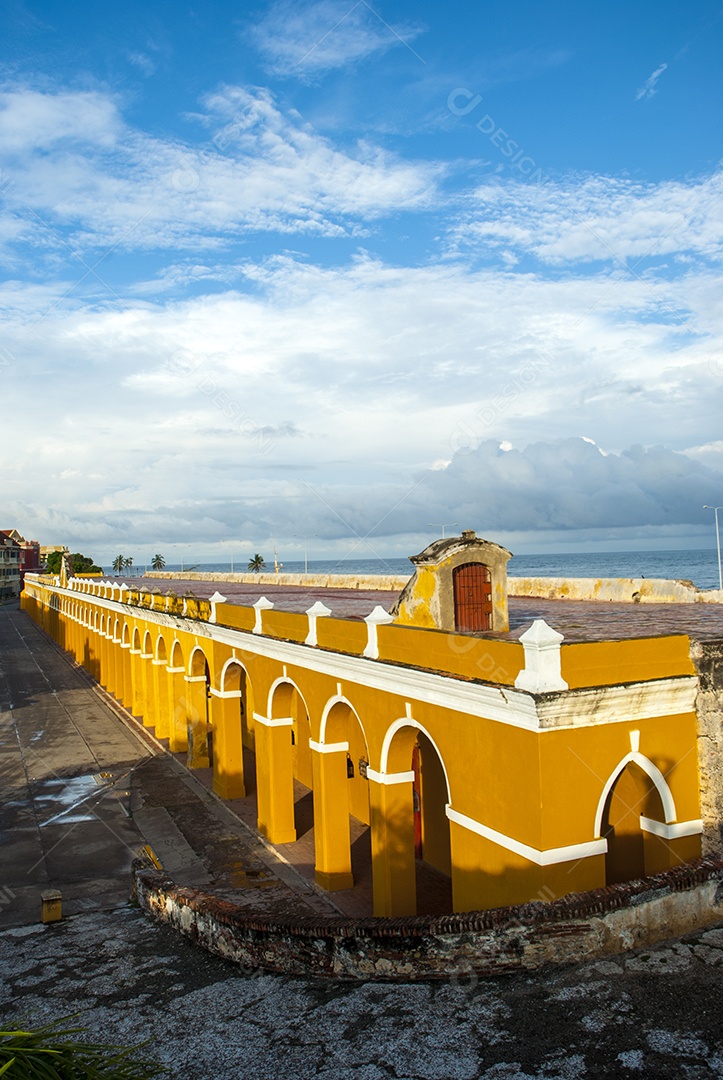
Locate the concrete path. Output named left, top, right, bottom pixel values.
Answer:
left=0, top=603, right=333, bottom=930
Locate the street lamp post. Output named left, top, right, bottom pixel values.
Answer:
left=427, top=522, right=458, bottom=539
left=704, top=505, right=723, bottom=591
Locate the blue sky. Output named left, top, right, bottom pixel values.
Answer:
left=2, top=0, right=723, bottom=565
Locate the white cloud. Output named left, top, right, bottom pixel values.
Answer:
left=0, top=85, right=441, bottom=260
left=3, top=244, right=723, bottom=556
left=635, top=62, right=668, bottom=101
left=451, top=171, right=723, bottom=266
left=249, top=0, right=425, bottom=80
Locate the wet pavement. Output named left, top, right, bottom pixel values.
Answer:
left=0, top=603, right=335, bottom=929
left=4, top=601, right=723, bottom=1077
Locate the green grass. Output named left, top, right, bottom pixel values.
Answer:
left=0, top=1019, right=168, bottom=1078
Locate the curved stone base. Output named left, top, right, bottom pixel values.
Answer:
left=132, top=857, right=723, bottom=981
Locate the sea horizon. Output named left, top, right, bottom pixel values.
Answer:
left=123, top=547, right=722, bottom=592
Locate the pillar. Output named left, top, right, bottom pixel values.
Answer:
left=130, top=645, right=144, bottom=718
left=185, top=676, right=210, bottom=768
left=211, top=692, right=246, bottom=799
left=152, top=659, right=170, bottom=738
left=119, top=643, right=133, bottom=709
left=105, top=630, right=117, bottom=698
left=368, top=771, right=416, bottom=917
left=167, top=666, right=188, bottom=752
left=310, top=743, right=353, bottom=891
left=254, top=714, right=296, bottom=844
left=140, top=644, right=154, bottom=727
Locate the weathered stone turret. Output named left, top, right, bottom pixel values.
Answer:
left=391, top=530, right=511, bottom=632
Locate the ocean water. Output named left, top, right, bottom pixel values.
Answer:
left=145, top=549, right=722, bottom=591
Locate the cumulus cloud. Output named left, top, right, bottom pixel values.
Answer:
left=416, top=439, right=723, bottom=532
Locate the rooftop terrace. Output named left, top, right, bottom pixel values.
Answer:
left=109, top=573, right=723, bottom=643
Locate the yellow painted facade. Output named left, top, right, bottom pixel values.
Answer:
left=21, top=572, right=703, bottom=918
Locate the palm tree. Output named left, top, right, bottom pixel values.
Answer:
left=124, top=555, right=134, bottom=576
left=151, top=553, right=166, bottom=570
left=248, top=553, right=266, bottom=573
left=112, top=554, right=125, bottom=574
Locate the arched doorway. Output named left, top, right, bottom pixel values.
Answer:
left=601, top=761, right=666, bottom=884
left=381, top=723, right=452, bottom=916
left=215, top=660, right=253, bottom=800
left=186, top=648, right=211, bottom=769
left=167, top=640, right=187, bottom=752
left=152, top=635, right=169, bottom=739
left=313, top=699, right=371, bottom=893
left=453, top=563, right=492, bottom=632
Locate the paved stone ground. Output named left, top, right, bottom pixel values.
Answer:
left=2, top=908, right=723, bottom=1078
left=0, top=604, right=335, bottom=927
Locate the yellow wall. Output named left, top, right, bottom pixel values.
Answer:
left=20, top=576, right=703, bottom=920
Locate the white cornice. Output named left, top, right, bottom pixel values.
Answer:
left=26, top=581, right=698, bottom=732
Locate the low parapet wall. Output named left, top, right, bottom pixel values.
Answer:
left=133, top=857, right=723, bottom=981
left=509, top=576, right=723, bottom=604
left=144, top=570, right=410, bottom=591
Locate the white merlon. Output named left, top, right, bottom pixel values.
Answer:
left=208, top=591, right=227, bottom=624
left=364, top=605, right=395, bottom=659
left=305, top=600, right=332, bottom=646
left=253, top=596, right=275, bottom=635
left=514, top=619, right=569, bottom=694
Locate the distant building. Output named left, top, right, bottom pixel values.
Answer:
left=0, top=533, right=21, bottom=599
left=1, top=529, right=42, bottom=585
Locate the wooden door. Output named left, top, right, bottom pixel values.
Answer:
left=453, top=563, right=492, bottom=632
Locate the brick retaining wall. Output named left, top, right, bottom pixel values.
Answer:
left=132, top=857, right=723, bottom=981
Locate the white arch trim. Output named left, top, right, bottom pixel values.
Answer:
left=594, top=751, right=677, bottom=839
left=319, top=694, right=369, bottom=748
left=187, top=644, right=209, bottom=676
left=219, top=656, right=250, bottom=691
left=265, top=675, right=311, bottom=721
left=379, top=716, right=451, bottom=805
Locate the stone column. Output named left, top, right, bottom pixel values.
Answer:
left=211, top=691, right=246, bottom=799
left=254, top=714, right=296, bottom=844
left=167, top=665, right=188, bottom=752
left=185, top=676, right=210, bottom=768
left=310, top=741, right=354, bottom=890
left=140, top=643, right=154, bottom=727
left=152, top=659, right=170, bottom=738
left=368, top=770, right=416, bottom=917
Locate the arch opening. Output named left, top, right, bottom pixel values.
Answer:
left=601, top=761, right=666, bottom=884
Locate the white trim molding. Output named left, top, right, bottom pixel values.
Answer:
left=29, top=578, right=698, bottom=733
left=366, top=768, right=415, bottom=785
left=594, top=750, right=677, bottom=837
left=209, top=687, right=243, bottom=699
left=446, top=805, right=608, bottom=866
left=253, top=712, right=293, bottom=728
left=640, top=816, right=703, bottom=840
left=309, top=740, right=349, bottom=754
